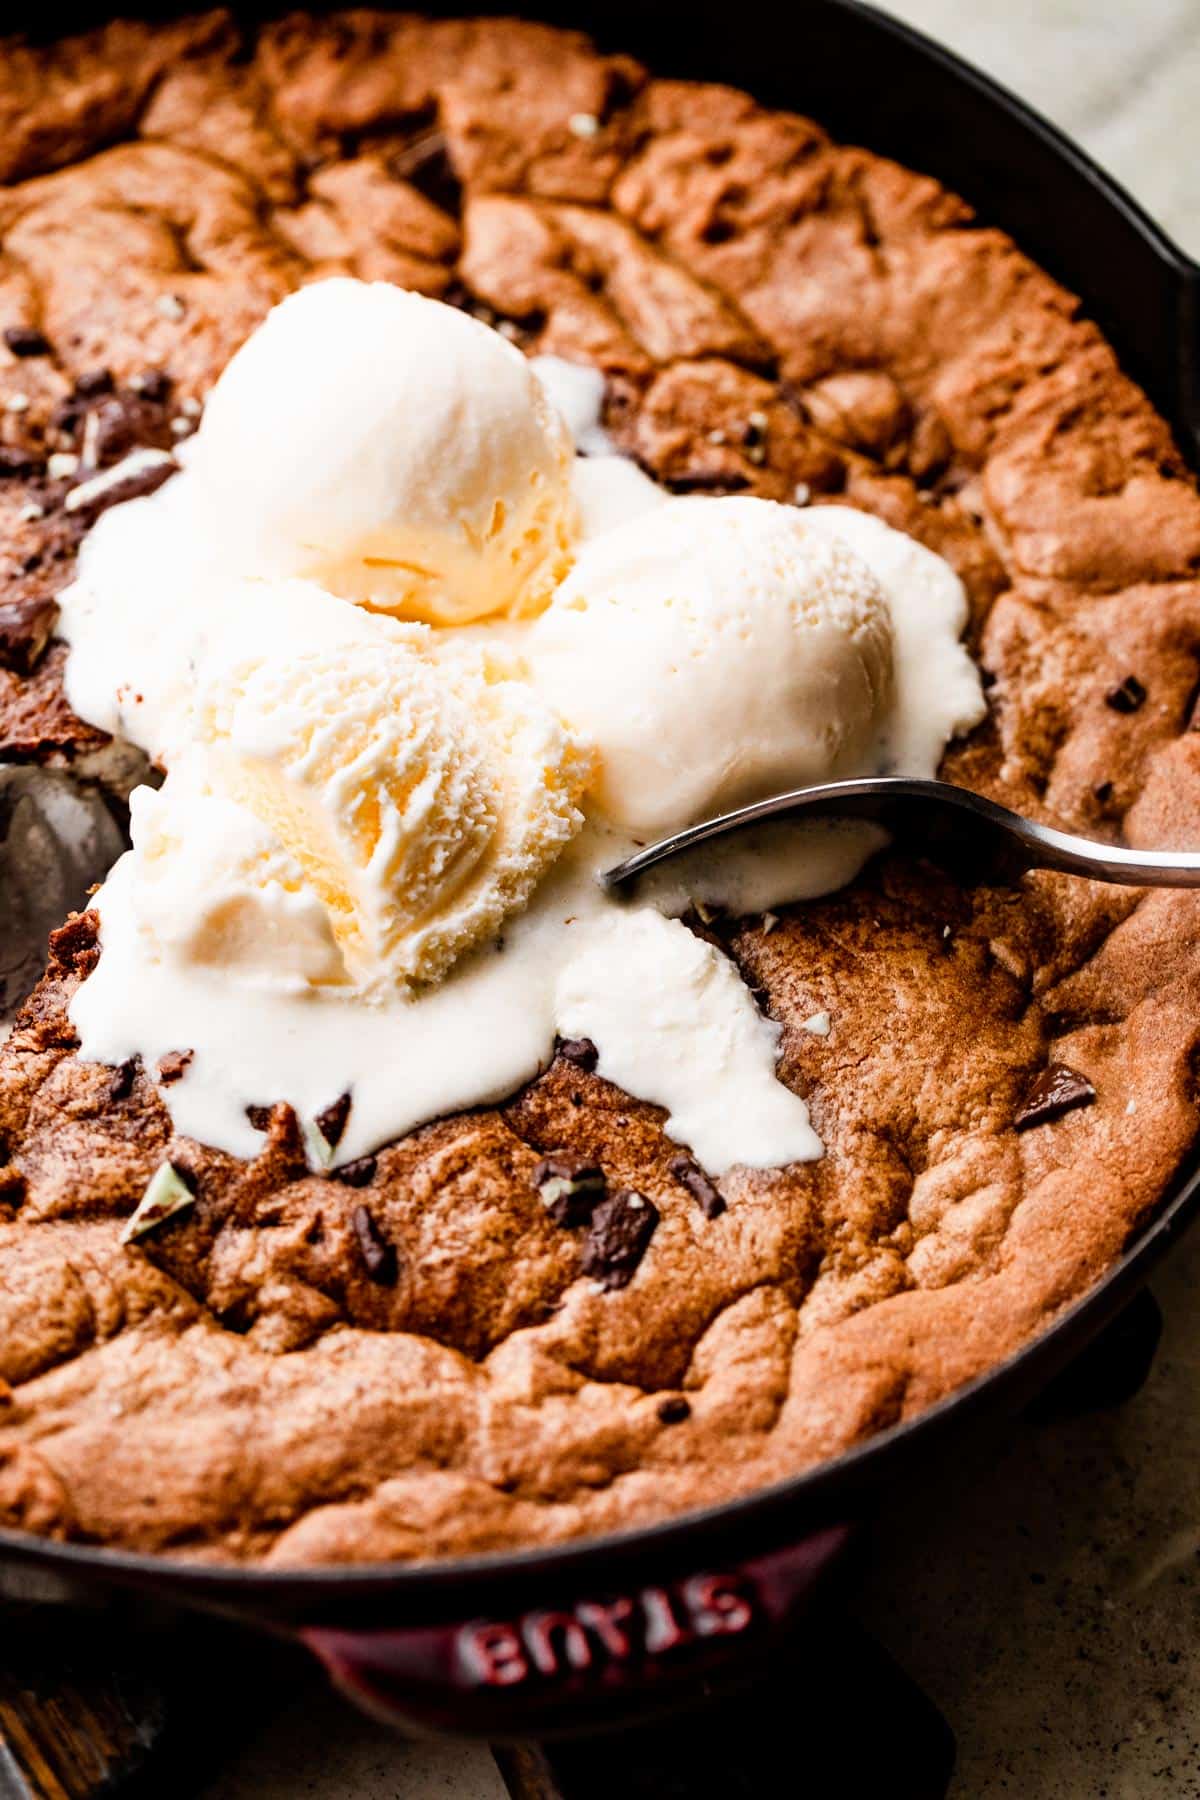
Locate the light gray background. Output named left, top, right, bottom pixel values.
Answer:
left=204, top=4, right=1200, bottom=1793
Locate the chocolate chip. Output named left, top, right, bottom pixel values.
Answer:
left=156, top=1049, right=193, bottom=1086
left=657, top=1395, right=691, bottom=1425
left=316, top=1091, right=351, bottom=1149
left=1093, top=780, right=1114, bottom=805
left=108, top=1059, right=136, bottom=1103
left=1105, top=675, right=1146, bottom=714
left=73, top=368, right=114, bottom=399
left=668, top=1153, right=726, bottom=1219
left=352, top=1204, right=398, bottom=1285
left=245, top=1103, right=273, bottom=1132
left=558, top=1036, right=598, bottom=1073
left=580, top=1189, right=659, bottom=1290
left=1014, top=1062, right=1096, bottom=1131
left=3, top=326, right=50, bottom=358
left=534, top=1153, right=606, bottom=1227
left=333, top=1155, right=377, bottom=1188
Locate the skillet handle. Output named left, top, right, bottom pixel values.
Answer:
left=300, top=1524, right=852, bottom=1737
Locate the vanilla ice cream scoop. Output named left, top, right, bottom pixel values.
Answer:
left=528, top=496, right=895, bottom=836
left=183, top=280, right=577, bottom=625
left=163, top=634, right=592, bottom=993
left=127, top=759, right=352, bottom=992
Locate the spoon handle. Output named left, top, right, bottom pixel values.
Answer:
left=600, top=777, right=1200, bottom=891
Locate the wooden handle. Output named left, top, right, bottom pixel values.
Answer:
left=0, top=1600, right=302, bottom=1800
left=0, top=1604, right=160, bottom=1799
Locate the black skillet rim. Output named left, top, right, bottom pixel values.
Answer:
left=2, top=0, right=1199, bottom=1618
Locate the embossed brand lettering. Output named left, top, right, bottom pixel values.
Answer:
left=575, top=1596, right=635, bottom=1656
left=459, top=1621, right=528, bottom=1685
left=525, top=1610, right=594, bottom=1675
left=455, top=1574, right=758, bottom=1687
left=685, top=1573, right=755, bottom=1636
left=641, top=1585, right=692, bottom=1654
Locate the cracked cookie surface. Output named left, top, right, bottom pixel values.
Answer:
left=3, top=12, right=1200, bottom=1565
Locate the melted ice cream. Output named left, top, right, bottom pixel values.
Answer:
left=59, top=292, right=984, bottom=1177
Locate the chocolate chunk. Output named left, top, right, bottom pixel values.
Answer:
left=352, top=1203, right=398, bottom=1285
left=0, top=1166, right=26, bottom=1207
left=50, top=397, right=83, bottom=436
left=56, top=374, right=164, bottom=456
left=1014, top=1062, right=1097, bottom=1131
left=580, top=1189, right=659, bottom=1290
left=665, top=470, right=751, bottom=495
left=668, top=1153, right=726, bottom=1219
left=120, top=1161, right=195, bottom=1244
left=0, top=595, right=57, bottom=674
left=3, top=326, right=50, bottom=358
left=388, top=128, right=462, bottom=217
left=65, top=450, right=177, bottom=521
left=1093, top=780, right=1114, bottom=805
left=167, top=1156, right=200, bottom=1197
left=88, top=394, right=141, bottom=465
left=657, top=1395, right=691, bottom=1425
left=1105, top=675, right=1146, bottom=714
left=333, top=1155, right=377, bottom=1188
left=0, top=446, right=38, bottom=478
left=131, top=367, right=171, bottom=403
left=245, top=1103, right=272, bottom=1132
left=557, top=1036, right=599, bottom=1073
left=685, top=900, right=732, bottom=941
left=534, top=1152, right=606, bottom=1227
left=73, top=368, right=114, bottom=399
left=316, top=1091, right=352, bottom=1149
left=108, top=1059, right=136, bottom=1103
left=443, top=280, right=493, bottom=323
left=156, top=1050, right=193, bottom=1086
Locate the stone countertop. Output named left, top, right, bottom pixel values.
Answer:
left=891, top=0, right=1200, bottom=260
left=204, top=6, right=1200, bottom=1796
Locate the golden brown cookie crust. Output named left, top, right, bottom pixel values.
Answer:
left=3, top=12, right=1200, bottom=1566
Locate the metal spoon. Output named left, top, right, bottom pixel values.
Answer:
left=600, top=776, right=1200, bottom=891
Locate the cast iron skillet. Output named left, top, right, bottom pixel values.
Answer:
left=3, top=0, right=1200, bottom=1738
